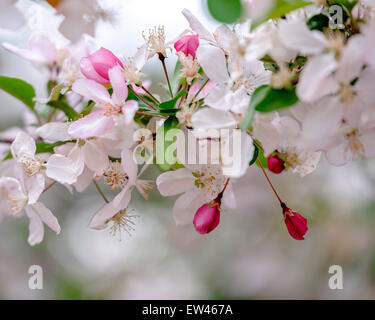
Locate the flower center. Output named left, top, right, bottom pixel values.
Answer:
left=104, top=104, right=122, bottom=116
left=192, top=166, right=225, bottom=197
left=345, top=129, right=365, bottom=157
left=1, top=187, right=27, bottom=214
left=103, top=161, right=129, bottom=190
left=20, top=156, right=44, bottom=176
left=143, top=26, right=167, bottom=56
left=339, top=83, right=355, bottom=103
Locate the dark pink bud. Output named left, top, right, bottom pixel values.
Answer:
left=80, top=47, right=123, bottom=84
left=267, top=155, right=285, bottom=174
left=282, top=203, right=308, bottom=240
left=174, top=34, right=199, bottom=59
left=193, top=199, right=220, bottom=234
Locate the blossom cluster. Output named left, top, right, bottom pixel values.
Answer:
left=0, top=0, right=374, bottom=245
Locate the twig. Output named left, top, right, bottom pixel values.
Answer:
left=158, top=53, right=173, bottom=98
left=128, top=86, right=157, bottom=111
left=191, top=78, right=209, bottom=103
left=93, top=180, right=109, bottom=204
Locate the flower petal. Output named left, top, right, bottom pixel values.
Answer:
left=196, top=45, right=229, bottom=83
left=182, top=9, right=216, bottom=43
left=109, top=65, right=128, bottom=105
left=121, top=147, right=138, bottom=185
left=156, top=168, right=195, bottom=196
left=82, top=140, right=109, bottom=175
left=72, top=78, right=111, bottom=105
left=68, top=110, right=114, bottom=139
left=45, top=154, right=81, bottom=184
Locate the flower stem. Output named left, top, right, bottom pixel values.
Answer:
left=158, top=53, right=173, bottom=98
left=136, top=111, right=167, bottom=118
left=139, top=85, right=160, bottom=104
left=256, top=159, right=283, bottom=204
left=128, top=86, right=157, bottom=111
left=42, top=181, right=56, bottom=194
left=93, top=180, right=109, bottom=204
left=192, top=78, right=209, bottom=103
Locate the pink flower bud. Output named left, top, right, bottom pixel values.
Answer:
left=267, top=155, right=285, bottom=174
left=193, top=199, right=220, bottom=234
left=282, top=203, right=308, bottom=240
left=80, top=47, right=123, bottom=84
left=174, top=34, right=199, bottom=59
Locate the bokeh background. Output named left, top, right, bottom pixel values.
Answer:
left=1, top=0, right=375, bottom=300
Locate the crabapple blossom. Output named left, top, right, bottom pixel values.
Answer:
left=80, top=47, right=123, bottom=84
left=267, top=155, right=285, bottom=174
left=193, top=197, right=221, bottom=234
left=68, top=65, right=138, bottom=139
left=1, top=2, right=375, bottom=245
left=174, top=34, right=200, bottom=59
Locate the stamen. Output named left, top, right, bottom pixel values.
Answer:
left=108, top=209, right=138, bottom=241
left=103, top=161, right=129, bottom=190
left=20, top=156, right=44, bottom=176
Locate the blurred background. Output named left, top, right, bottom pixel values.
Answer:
left=1, top=0, right=375, bottom=300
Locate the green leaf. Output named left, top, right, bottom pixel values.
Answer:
left=171, top=60, right=183, bottom=94
left=251, top=0, right=310, bottom=30
left=155, top=116, right=180, bottom=171
left=159, top=90, right=187, bottom=110
left=0, top=75, right=36, bottom=110
left=240, top=85, right=270, bottom=131
left=255, top=85, right=298, bottom=113
left=249, top=143, right=259, bottom=166
left=207, top=0, right=242, bottom=24
left=255, top=142, right=268, bottom=169
left=307, top=14, right=329, bottom=31
left=47, top=100, right=79, bottom=120
left=127, top=86, right=158, bottom=110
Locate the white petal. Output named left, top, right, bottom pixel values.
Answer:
left=182, top=9, right=216, bottom=43
left=191, top=108, right=236, bottom=129
left=37, top=122, right=71, bottom=142
left=156, top=168, right=195, bottom=196
left=196, top=45, right=229, bottom=84
left=29, top=202, right=60, bottom=234
left=123, top=100, right=138, bottom=125
left=26, top=173, right=45, bottom=205
left=297, top=53, right=339, bottom=103
left=222, top=182, right=236, bottom=209
left=26, top=206, right=44, bottom=246
left=82, top=140, right=109, bottom=175
left=279, top=20, right=328, bottom=55
left=11, top=132, right=36, bottom=159
left=325, top=142, right=349, bottom=166
left=72, top=78, right=111, bottom=105
left=172, top=189, right=207, bottom=226
left=121, top=147, right=138, bottom=185
left=89, top=186, right=132, bottom=230
left=45, top=154, right=81, bottom=184
left=73, top=167, right=95, bottom=193
left=68, top=110, right=114, bottom=139
left=335, top=36, right=364, bottom=83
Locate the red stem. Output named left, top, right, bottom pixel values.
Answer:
left=128, top=86, right=157, bottom=111
left=256, top=159, right=283, bottom=204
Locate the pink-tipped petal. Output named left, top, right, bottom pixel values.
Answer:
left=123, top=100, right=138, bottom=125
left=68, top=110, right=114, bottom=139
left=174, top=34, right=200, bottom=59
left=109, top=65, right=128, bottom=105
left=80, top=47, right=123, bottom=83
left=72, top=78, right=111, bottom=105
